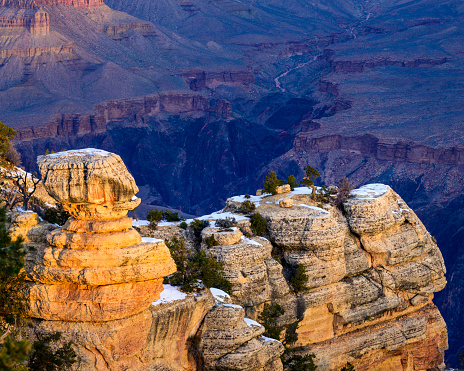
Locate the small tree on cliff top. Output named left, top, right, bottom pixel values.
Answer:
left=263, top=171, right=284, bottom=195
left=287, top=175, right=298, bottom=191
left=300, top=166, right=319, bottom=199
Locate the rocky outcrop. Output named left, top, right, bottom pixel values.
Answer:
left=0, top=8, right=49, bottom=34
left=181, top=69, right=255, bottom=91
left=197, top=303, right=284, bottom=371
left=16, top=149, right=284, bottom=370
left=0, top=0, right=104, bottom=8
left=325, top=53, right=452, bottom=73
left=209, top=184, right=448, bottom=370
left=28, top=148, right=176, bottom=322
left=293, top=133, right=464, bottom=166
left=201, top=228, right=294, bottom=316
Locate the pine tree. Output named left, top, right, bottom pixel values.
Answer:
left=287, top=175, right=298, bottom=191
left=300, top=166, right=320, bottom=199
left=0, top=122, right=16, bottom=157
left=285, top=354, right=317, bottom=371
left=290, top=264, right=308, bottom=293
left=0, top=206, right=30, bottom=369
left=258, top=303, right=284, bottom=340
left=341, top=362, right=355, bottom=371
left=0, top=207, right=28, bottom=328
left=250, top=213, right=266, bottom=236
left=263, top=171, right=284, bottom=195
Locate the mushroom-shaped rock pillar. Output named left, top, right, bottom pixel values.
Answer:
left=28, top=149, right=176, bottom=322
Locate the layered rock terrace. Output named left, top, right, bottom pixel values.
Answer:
left=14, top=149, right=284, bottom=370
left=27, top=149, right=177, bottom=322
left=148, top=183, right=448, bottom=370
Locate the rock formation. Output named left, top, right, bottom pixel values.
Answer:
left=16, top=149, right=283, bottom=370
left=147, top=184, right=448, bottom=370
left=27, top=149, right=176, bottom=322
left=198, top=303, right=284, bottom=371
left=0, top=0, right=104, bottom=8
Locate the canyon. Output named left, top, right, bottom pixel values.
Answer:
left=0, top=0, right=463, bottom=366
left=7, top=149, right=450, bottom=370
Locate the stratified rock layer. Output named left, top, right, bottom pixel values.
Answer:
left=218, top=184, right=447, bottom=371
left=17, top=149, right=285, bottom=371
left=198, top=303, right=284, bottom=371
left=29, top=149, right=176, bottom=322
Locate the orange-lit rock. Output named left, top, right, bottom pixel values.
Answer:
left=29, top=149, right=176, bottom=322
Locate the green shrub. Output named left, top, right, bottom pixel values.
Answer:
left=0, top=121, right=16, bottom=157
left=283, top=321, right=298, bottom=347
left=290, top=264, right=308, bottom=293
left=250, top=213, right=266, bottom=236
left=244, top=194, right=251, bottom=199
left=165, top=237, right=231, bottom=294
left=258, top=303, right=284, bottom=340
left=179, top=221, right=188, bottom=230
left=287, top=175, right=298, bottom=191
left=164, top=237, right=189, bottom=287
left=205, top=235, right=219, bottom=247
left=189, top=219, right=210, bottom=240
left=147, top=208, right=163, bottom=225
left=191, top=250, right=231, bottom=293
left=216, top=217, right=236, bottom=229
left=43, top=205, right=70, bottom=226
left=284, top=354, right=317, bottom=371
left=28, top=332, right=76, bottom=371
left=263, top=171, right=284, bottom=195
left=239, top=200, right=256, bottom=214
left=0, top=335, right=30, bottom=370
left=341, top=362, right=355, bottom=371
left=164, top=210, right=183, bottom=222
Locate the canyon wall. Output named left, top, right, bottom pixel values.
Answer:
left=148, top=184, right=448, bottom=371
left=14, top=91, right=230, bottom=142
left=0, top=0, right=104, bottom=8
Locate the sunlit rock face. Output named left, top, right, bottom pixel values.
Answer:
left=16, top=149, right=285, bottom=371
left=28, top=148, right=176, bottom=322
left=210, top=184, right=448, bottom=371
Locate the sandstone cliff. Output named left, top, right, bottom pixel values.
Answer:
left=12, top=149, right=284, bottom=371
left=146, top=183, right=448, bottom=371
left=5, top=148, right=448, bottom=370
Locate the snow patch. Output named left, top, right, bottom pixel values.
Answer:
left=230, top=194, right=264, bottom=205
left=14, top=207, right=33, bottom=213
left=184, top=211, right=249, bottom=227
left=351, top=184, right=389, bottom=199
left=152, top=284, right=187, bottom=306
left=210, top=288, right=230, bottom=303
left=261, top=335, right=281, bottom=344
left=141, top=237, right=163, bottom=243
left=244, top=318, right=262, bottom=327
left=45, top=148, right=110, bottom=158
left=241, top=236, right=262, bottom=246
left=222, top=304, right=242, bottom=309
left=133, top=219, right=150, bottom=227
left=291, top=187, right=313, bottom=195
left=297, top=204, right=329, bottom=213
